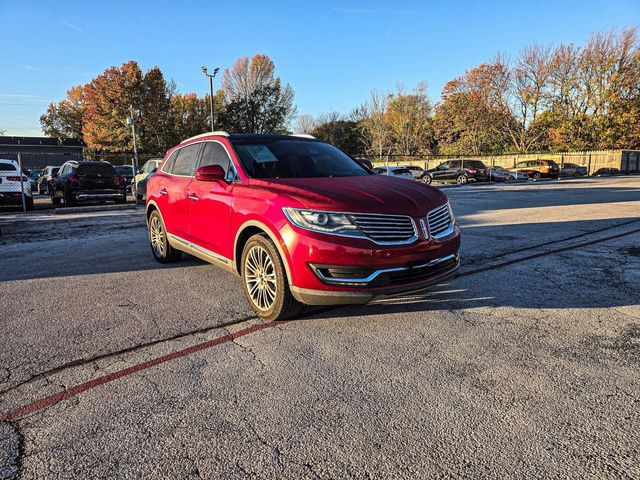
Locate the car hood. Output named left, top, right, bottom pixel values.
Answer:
left=249, top=176, right=447, bottom=217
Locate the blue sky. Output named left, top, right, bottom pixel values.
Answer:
left=1, top=0, right=638, bottom=136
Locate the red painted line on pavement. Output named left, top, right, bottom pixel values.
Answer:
left=459, top=227, right=640, bottom=277
left=0, top=320, right=283, bottom=422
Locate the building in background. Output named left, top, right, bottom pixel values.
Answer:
left=0, top=136, right=84, bottom=171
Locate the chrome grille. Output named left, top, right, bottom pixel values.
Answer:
left=350, top=213, right=417, bottom=244
left=427, top=203, right=453, bottom=238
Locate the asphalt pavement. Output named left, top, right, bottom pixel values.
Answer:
left=1, top=176, right=639, bottom=479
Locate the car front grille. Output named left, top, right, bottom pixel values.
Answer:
left=427, top=203, right=453, bottom=238
left=349, top=213, right=417, bottom=244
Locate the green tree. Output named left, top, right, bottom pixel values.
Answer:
left=39, top=85, right=85, bottom=139
left=311, top=119, right=361, bottom=154
left=221, top=54, right=295, bottom=133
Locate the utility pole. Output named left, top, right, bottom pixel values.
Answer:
left=201, top=66, right=220, bottom=131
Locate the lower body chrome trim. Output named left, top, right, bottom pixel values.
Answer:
left=167, top=233, right=235, bottom=271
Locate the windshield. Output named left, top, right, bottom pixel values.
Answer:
left=232, top=139, right=368, bottom=179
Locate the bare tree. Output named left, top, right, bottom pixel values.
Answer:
left=359, top=90, right=392, bottom=161
left=293, top=114, right=317, bottom=134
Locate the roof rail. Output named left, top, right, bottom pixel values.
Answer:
left=180, top=131, right=230, bottom=144
left=290, top=133, right=316, bottom=139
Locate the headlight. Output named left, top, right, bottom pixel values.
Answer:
left=282, top=208, right=364, bottom=237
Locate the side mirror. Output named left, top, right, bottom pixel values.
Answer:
left=195, top=164, right=225, bottom=182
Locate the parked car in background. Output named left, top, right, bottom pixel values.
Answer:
left=133, top=169, right=157, bottom=201
left=422, top=159, right=488, bottom=184
left=27, top=169, right=42, bottom=191
left=51, top=161, right=127, bottom=206
left=593, top=167, right=621, bottom=176
left=37, top=166, right=60, bottom=194
left=487, top=166, right=513, bottom=182
left=405, top=165, right=425, bottom=180
left=146, top=132, right=460, bottom=320
left=0, top=159, right=33, bottom=210
left=559, top=163, right=588, bottom=177
left=354, top=157, right=373, bottom=170
left=115, top=165, right=135, bottom=192
left=372, top=166, right=415, bottom=180
left=509, top=160, right=559, bottom=180
left=132, top=159, right=161, bottom=197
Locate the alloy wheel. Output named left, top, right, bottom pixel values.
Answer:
left=244, top=245, right=277, bottom=311
left=149, top=216, right=165, bottom=257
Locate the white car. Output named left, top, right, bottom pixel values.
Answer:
left=372, top=166, right=415, bottom=180
left=132, top=159, right=162, bottom=197
left=0, top=159, right=33, bottom=210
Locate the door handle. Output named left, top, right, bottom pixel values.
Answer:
left=159, top=188, right=167, bottom=196
left=188, top=193, right=199, bottom=201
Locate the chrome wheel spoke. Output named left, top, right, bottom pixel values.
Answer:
left=244, top=245, right=277, bottom=311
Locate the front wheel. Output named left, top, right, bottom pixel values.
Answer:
left=421, top=175, right=432, bottom=185
left=456, top=174, right=469, bottom=184
left=241, top=235, right=301, bottom=321
left=148, top=210, right=182, bottom=263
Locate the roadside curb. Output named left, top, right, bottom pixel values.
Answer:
left=55, top=204, right=139, bottom=215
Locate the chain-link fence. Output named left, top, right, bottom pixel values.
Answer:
left=0, top=150, right=160, bottom=213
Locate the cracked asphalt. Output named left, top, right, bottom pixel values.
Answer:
left=1, top=176, right=639, bottom=479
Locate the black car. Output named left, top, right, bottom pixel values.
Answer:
left=422, top=159, right=488, bottom=184
left=51, top=161, right=127, bottom=206
left=115, top=165, right=135, bottom=192
left=27, top=169, right=42, bottom=191
left=37, top=166, right=60, bottom=194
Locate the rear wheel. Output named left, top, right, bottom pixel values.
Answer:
left=64, top=190, right=75, bottom=206
left=148, top=210, right=182, bottom=263
left=421, top=175, right=432, bottom=185
left=241, top=234, right=301, bottom=321
left=533, top=172, right=542, bottom=181
left=456, top=174, right=469, bottom=184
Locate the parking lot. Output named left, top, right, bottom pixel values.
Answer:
left=1, top=176, right=639, bottom=478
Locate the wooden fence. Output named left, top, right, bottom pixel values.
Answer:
left=373, top=149, right=640, bottom=175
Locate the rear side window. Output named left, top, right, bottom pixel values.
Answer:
left=0, top=162, right=17, bottom=171
left=465, top=160, right=486, bottom=168
left=449, top=161, right=461, bottom=168
left=162, top=151, right=179, bottom=173
left=171, top=144, right=200, bottom=176
left=77, top=163, right=116, bottom=177
left=199, top=142, right=230, bottom=173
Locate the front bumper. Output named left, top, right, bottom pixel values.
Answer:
left=290, top=254, right=460, bottom=305
left=280, top=219, right=461, bottom=305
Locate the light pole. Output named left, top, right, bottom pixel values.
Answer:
left=201, top=66, right=220, bottom=131
left=127, top=107, right=139, bottom=205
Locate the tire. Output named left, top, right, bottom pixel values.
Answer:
left=421, top=175, right=432, bottom=185
left=573, top=172, right=580, bottom=178
left=241, top=234, right=301, bottom=321
left=52, top=195, right=61, bottom=206
left=25, top=196, right=34, bottom=211
left=456, top=174, right=469, bottom=185
left=148, top=210, right=182, bottom=263
left=533, top=172, right=542, bottom=181
left=64, top=190, right=75, bottom=206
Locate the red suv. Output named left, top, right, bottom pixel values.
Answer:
left=146, top=132, right=460, bottom=320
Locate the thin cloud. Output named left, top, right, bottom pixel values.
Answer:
left=332, top=7, right=413, bottom=14
left=61, top=19, right=85, bottom=34
left=0, top=94, right=39, bottom=98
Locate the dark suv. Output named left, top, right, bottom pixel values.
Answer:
left=51, top=161, right=127, bottom=206
left=422, top=159, right=488, bottom=184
